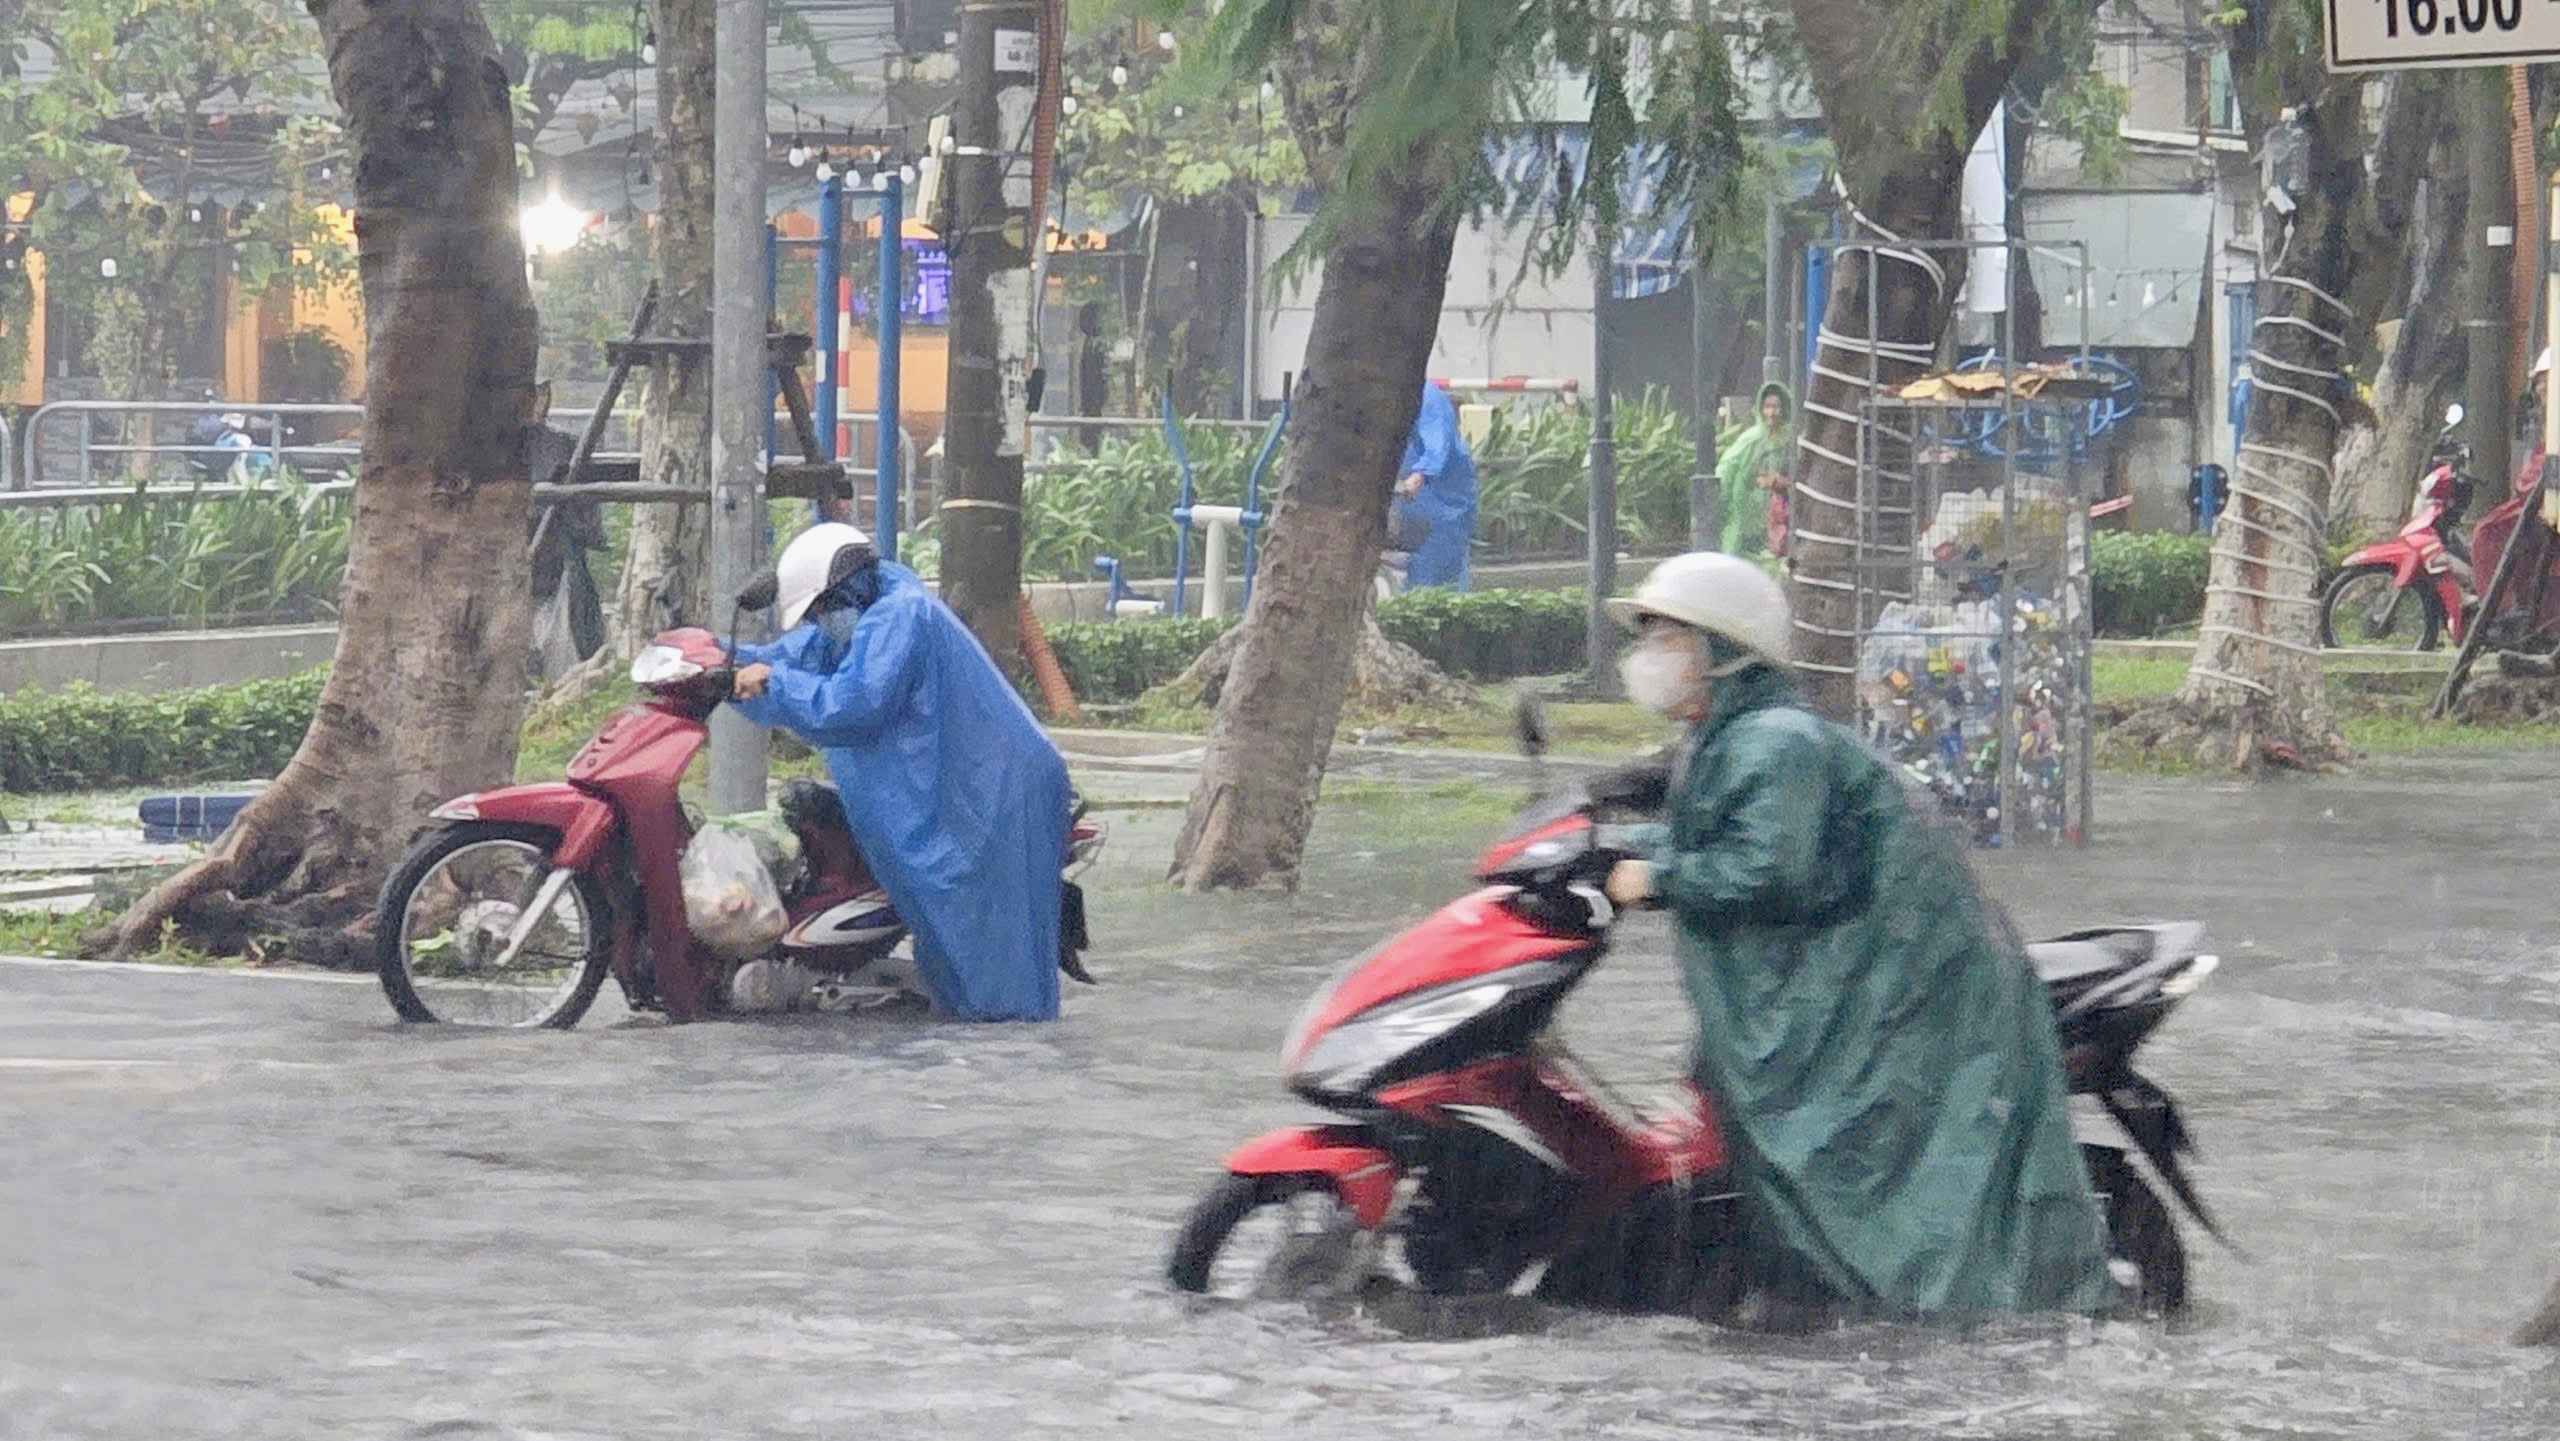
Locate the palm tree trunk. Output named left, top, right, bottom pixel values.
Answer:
left=1780, top=0, right=2056, bottom=718
left=95, top=0, right=539, bottom=961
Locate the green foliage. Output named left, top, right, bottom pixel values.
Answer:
left=1020, top=392, right=1702, bottom=580
left=2089, top=530, right=2211, bottom=638
left=1142, top=0, right=1746, bottom=289
left=1043, top=586, right=1593, bottom=702
left=0, top=476, right=350, bottom=634
left=530, top=234, right=652, bottom=382
left=0, top=668, right=325, bottom=792
left=1058, top=17, right=1307, bottom=223
left=1045, top=616, right=1230, bottom=701
left=1372, top=586, right=1586, bottom=679
left=0, top=0, right=355, bottom=389
left=1021, top=423, right=1270, bottom=580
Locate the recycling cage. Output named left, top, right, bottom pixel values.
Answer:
left=1850, top=391, right=2098, bottom=848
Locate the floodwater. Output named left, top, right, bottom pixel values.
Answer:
left=7, top=755, right=2560, bottom=1438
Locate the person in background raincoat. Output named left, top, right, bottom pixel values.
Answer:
left=730, top=523, right=1071, bottom=1022
left=1392, top=382, right=1479, bottom=589
left=1600, top=552, right=2114, bottom=1324
left=1714, top=381, right=1793, bottom=557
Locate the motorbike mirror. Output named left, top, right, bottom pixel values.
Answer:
left=735, top=572, right=781, bottom=612
left=1512, top=689, right=1552, bottom=760
left=2445, top=401, right=2466, bottom=429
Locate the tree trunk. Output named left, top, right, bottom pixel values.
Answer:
left=537, top=0, right=712, bottom=715
left=1166, top=142, right=1463, bottom=891
left=94, top=0, right=539, bottom=962
left=1781, top=0, right=2056, bottom=719
left=2343, top=152, right=2468, bottom=538
left=2136, top=73, right=2427, bottom=770
left=618, top=0, right=715, bottom=645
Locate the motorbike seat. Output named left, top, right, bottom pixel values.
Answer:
left=2025, top=934, right=2146, bottom=985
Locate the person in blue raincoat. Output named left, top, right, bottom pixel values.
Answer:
left=728, top=522, right=1072, bottom=1022
left=1392, top=382, right=1479, bottom=590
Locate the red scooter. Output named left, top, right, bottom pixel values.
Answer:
left=1169, top=751, right=2221, bottom=1318
left=373, top=575, right=1101, bottom=1028
left=2321, top=404, right=2476, bottom=652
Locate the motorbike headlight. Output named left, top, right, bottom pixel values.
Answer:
left=630, top=643, right=704, bottom=687
left=2159, top=953, right=2219, bottom=998
left=1287, top=980, right=1514, bottom=1097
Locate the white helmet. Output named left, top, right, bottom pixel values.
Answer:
left=774, top=521, right=875, bottom=630
left=1604, top=552, right=1792, bottom=668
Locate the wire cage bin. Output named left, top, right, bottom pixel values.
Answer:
left=1849, top=393, right=2097, bottom=847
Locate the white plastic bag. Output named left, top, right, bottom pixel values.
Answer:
left=680, top=825, right=788, bottom=961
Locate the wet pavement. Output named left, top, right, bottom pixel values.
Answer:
left=9, top=756, right=2560, bottom=1438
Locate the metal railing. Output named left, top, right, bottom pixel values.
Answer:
left=12, top=400, right=643, bottom=490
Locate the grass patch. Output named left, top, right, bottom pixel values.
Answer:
left=0, top=904, right=228, bottom=964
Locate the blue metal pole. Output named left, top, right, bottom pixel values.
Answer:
left=1239, top=397, right=1286, bottom=611
left=1164, top=388, right=1196, bottom=617
left=814, top=175, right=843, bottom=478
left=876, top=175, right=904, bottom=562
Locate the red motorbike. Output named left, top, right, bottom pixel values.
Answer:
left=1168, top=757, right=2221, bottom=1318
left=2321, top=404, right=2476, bottom=652
left=374, top=576, right=1102, bottom=1028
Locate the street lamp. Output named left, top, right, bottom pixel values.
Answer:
left=520, top=181, right=593, bottom=258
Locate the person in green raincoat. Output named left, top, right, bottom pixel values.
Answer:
left=1599, top=552, right=2114, bottom=1323
left=1715, top=382, right=1794, bottom=557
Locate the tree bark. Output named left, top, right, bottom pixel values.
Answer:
left=1166, top=24, right=1463, bottom=890
left=539, top=0, right=713, bottom=714
left=618, top=0, right=715, bottom=645
left=2138, top=72, right=2426, bottom=769
left=2343, top=150, right=2468, bottom=538
left=94, top=0, right=539, bottom=961
left=1781, top=0, right=2056, bottom=718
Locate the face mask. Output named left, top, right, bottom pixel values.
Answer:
left=1620, top=639, right=1705, bottom=716
left=817, top=606, right=859, bottom=646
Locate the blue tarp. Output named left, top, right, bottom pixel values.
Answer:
left=734, top=562, right=1072, bottom=1022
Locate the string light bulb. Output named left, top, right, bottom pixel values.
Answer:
left=640, top=27, right=656, bottom=65
left=1110, top=57, right=1129, bottom=87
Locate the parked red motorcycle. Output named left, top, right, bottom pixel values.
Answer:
left=1168, top=758, right=2221, bottom=1318
left=374, top=575, right=1102, bottom=1028
left=2321, top=404, right=2476, bottom=651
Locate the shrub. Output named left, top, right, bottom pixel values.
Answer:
left=0, top=475, right=350, bottom=636
left=2090, top=530, right=2211, bottom=638
left=1373, top=586, right=1587, bottom=680
left=1043, top=586, right=1599, bottom=703
left=0, top=669, right=326, bottom=793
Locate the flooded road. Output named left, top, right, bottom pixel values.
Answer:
left=8, top=755, right=2560, bottom=1438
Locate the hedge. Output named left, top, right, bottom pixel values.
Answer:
left=2090, top=531, right=2212, bottom=638
left=1042, top=586, right=1595, bottom=704
left=0, top=669, right=326, bottom=794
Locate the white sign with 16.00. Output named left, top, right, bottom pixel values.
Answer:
left=2328, top=0, right=2560, bottom=69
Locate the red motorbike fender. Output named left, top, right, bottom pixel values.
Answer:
left=2340, top=542, right=2423, bottom=588
left=432, top=781, right=618, bottom=870
left=1222, top=1126, right=1401, bottom=1230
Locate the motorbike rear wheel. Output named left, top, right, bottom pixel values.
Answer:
left=2084, top=1143, right=2188, bottom=1319
left=375, top=822, right=613, bottom=1029
left=1167, top=1173, right=1367, bottom=1299
left=2319, top=563, right=2443, bottom=652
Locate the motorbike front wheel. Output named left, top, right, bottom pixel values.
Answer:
left=1167, top=1173, right=1369, bottom=1300
left=2319, top=563, right=2443, bottom=651
left=375, top=822, right=614, bottom=1029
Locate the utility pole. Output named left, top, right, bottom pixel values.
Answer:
left=2466, top=70, right=2514, bottom=498
left=708, top=0, right=770, bottom=815
left=941, top=0, right=1040, bottom=661
left=1587, top=228, right=1622, bottom=698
